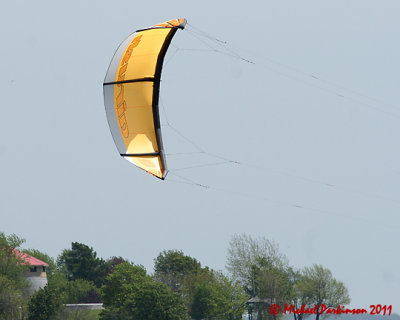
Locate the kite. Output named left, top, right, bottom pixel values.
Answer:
left=103, top=19, right=187, bottom=179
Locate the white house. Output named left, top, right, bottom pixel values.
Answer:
left=15, top=250, right=49, bottom=295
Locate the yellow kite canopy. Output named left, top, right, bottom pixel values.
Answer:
left=104, top=18, right=187, bottom=179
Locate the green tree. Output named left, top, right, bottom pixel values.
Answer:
left=129, top=281, right=188, bottom=320
left=286, top=268, right=310, bottom=320
left=46, top=270, right=69, bottom=299
left=57, top=242, right=110, bottom=287
left=46, top=269, right=100, bottom=304
left=0, top=275, right=23, bottom=320
left=0, top=232, right=28, bottom=288
left=27, top=285, right=63, bottom=320
left=101, top=262, right=148, bottom=310
left=216, top=273, right=248, bottom=320
left=0, top=232, right=29, bottom=319
left=101, top=262, right=188, bottom=320
left=255, top=258, right=292, bottom=320
left=190, top=273, right=247, bottom=320
left=154, top=250, right=201, bottom=291
left=179, top=266, right=215, bottom=309
left=65, top=279, right=100, bottom=303
left=191, top=282, right=223, bottom=320
left=226, top=233, right=288, bottom=296
left=296, top=264, right=350, bottom=320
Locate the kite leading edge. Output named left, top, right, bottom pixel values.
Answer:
left=103, top=19, right=187, bottom=179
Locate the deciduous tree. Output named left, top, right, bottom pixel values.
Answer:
left=0, top=232, right=29, bottom=319
left=226, top=233, right=288, bottom=296
left=154, top=250, right=201, bottom=291
left=0, top=275, right=23, bottom=320
left=101, top=262, right=188, bottom=320
left=190, top=272, right=248, bottom=320
left=27, top=285, right=63, bottom=320
left=296, top=264, right=350, bottom=320
left=0, top=232, right=28, bottom=289
left=101, top=262, right=148, bottom=310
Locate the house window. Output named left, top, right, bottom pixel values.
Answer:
left=42, top=266, right=46, bottom=272
left=30, top=266, right=37, bottom=272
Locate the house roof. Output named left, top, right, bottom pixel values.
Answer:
left=14, top=249, right=49, bottom=267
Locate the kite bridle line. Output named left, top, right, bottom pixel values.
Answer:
left=183, top=23, right=400, bottom=120
left=159, top=65, right=400, bottom=212
left=157, top=22, right=400, bottom=231
left=159, top=23, right=400, bottom=202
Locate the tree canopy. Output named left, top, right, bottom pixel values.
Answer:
left=0, top=231, right=352, bottom=320
left=295, top=264, right=351, bottom=320
left=101, top=262, right=188, bottom=320
left=27, top=285, right=63, bottom=320
left=190, top=272, right=248, bottom=320
left=226, top=233, right=288, bottom=296
left=57, top=242, right=110, bottom=287
left=154, top=250, right=201, bottom=291
left=0, top=232, right=29, bottom=320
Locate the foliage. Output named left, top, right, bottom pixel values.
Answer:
left=179, top=266, right=215, bottom=308
left=65, top=279, right=100, bottom=303
left=214, top=273, right=249, bottom=319
left=28, top=283, right=101, bottom=320
left=101, top=262, right=148, bottom=309
left=154, top=250, right=201, bottom=291
left=190, top=272, right=248, bottom=320
left=226, top=233, right=288, bottom=296
left=0, top=232, right=25, bottom=251
left=254, top=259, right=293, bottom=320
left=53, top=308, right=102, bottom=320
left=296, top=264, right=350, bottom=320
left=0, top=231, right=353, bottom=320
left=259, top=257, right=292, bottom=300
left=46, top=270, right=68, bottom=297
left=0, top=275, right=24, bottom=320
left=57, top=242, right=110, bottom=287
left=154, top=249, right=248, bottom=319
left=0, top=232, right=28, bottom=289
left=0, top=232, right=29, bottom=319
left=107, top=256, right=127, bottom=272
left=101, top=262, right=188, bottom=320
left=27, top=285, right=64, bottom=320
left=80, top=287, right=102, bottom=303
left=47, top=270, right=100, bottom=304
left=288, top=268, right=311, bottom=320
left=191, top=281, right=225, bottom=320
left=127, top=280, right=188, bottom=320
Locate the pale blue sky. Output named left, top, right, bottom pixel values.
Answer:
left=1, top=0, right=399, bottom=311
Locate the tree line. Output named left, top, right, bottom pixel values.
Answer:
left=0, top=232, right=350, bottom=320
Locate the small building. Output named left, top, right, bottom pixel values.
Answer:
left=15, top=250, right=49, bottom=295
left=246, top=296, right=272, bottom=320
